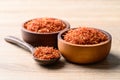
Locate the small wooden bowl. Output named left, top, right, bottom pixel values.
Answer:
left=22, top=18, right=70, bottom=48
left=58, top=28, right=112, bottom=64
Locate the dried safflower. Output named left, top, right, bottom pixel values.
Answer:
left=63, top=27, right=108, bottom=45
left=24, top=18, right=66, bottom=33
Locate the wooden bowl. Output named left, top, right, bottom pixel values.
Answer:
left=58, top=28, right=112, bottom=64
left=22, top=18, right=70, bottom=48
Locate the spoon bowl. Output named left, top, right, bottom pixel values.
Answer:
left=4, top=36, right=60, bottom=65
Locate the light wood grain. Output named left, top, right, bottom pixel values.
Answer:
left=0, top=0, right=120, bottom=80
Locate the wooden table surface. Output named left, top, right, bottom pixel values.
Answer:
left=0, top=0, right=120, bottom=80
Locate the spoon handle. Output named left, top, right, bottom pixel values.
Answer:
left=4, top=36, right=34, bottom=53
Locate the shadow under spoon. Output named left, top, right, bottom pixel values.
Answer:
left=4, top=36, right=60, bottom=65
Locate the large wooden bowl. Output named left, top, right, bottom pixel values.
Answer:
left=58, top=28, right=112, bottom=64
left=22, top=18, right=70, bottom=48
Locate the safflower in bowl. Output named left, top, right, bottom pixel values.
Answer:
left=58, top=27, right=112, bottom=64
left=22, top=17, right=70, bottom=48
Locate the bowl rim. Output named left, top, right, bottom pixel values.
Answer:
left=58, top=27, right=112, bottom=47
left=22, top=18, right=70, bottom=35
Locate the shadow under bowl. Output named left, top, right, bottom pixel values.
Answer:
left=58, top=28, right=112, bottom=64
left=22, top=18, right=70, bottom=48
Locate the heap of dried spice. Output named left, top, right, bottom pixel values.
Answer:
left=63, top=27, right=108, bottom=45
left=33, top=46, right=60, bottom=60
left=24, top=18, right=66, bottom=33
